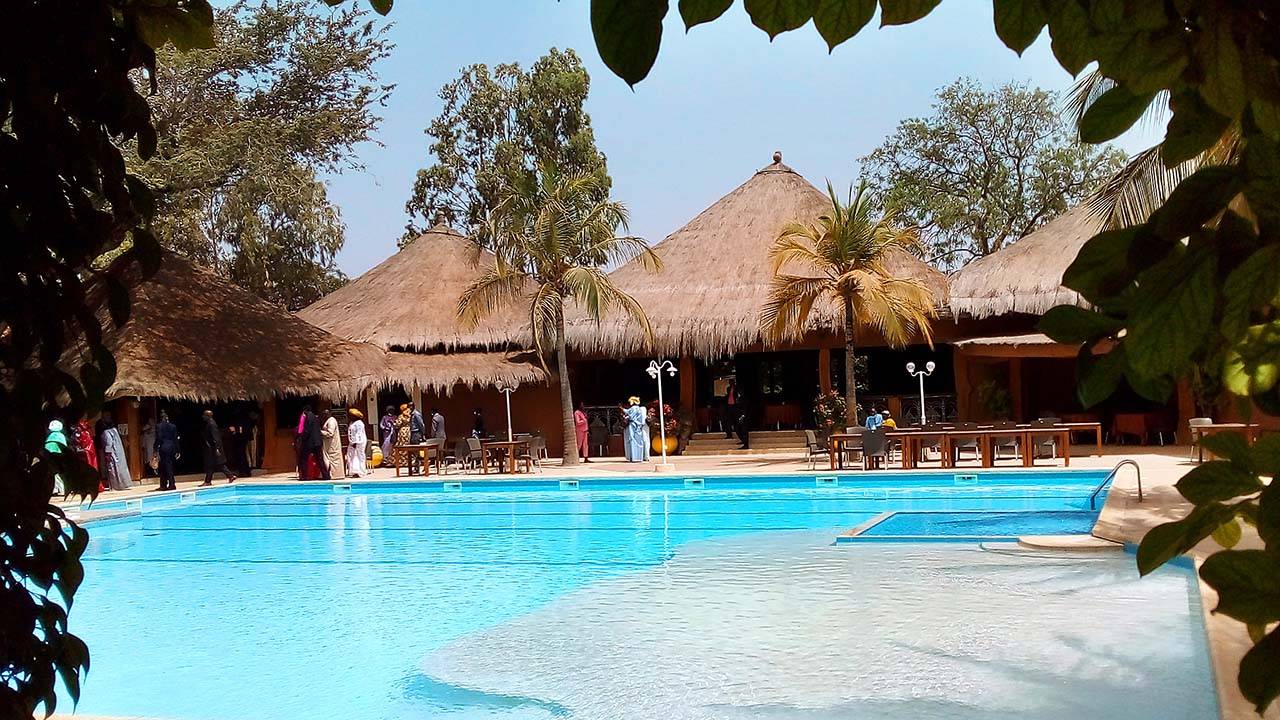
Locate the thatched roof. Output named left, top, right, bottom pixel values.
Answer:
left=953, top=333, right=1061, bottom=348
left=297, top=224, right=528, bottom=352
left=69, top=253, right=385, bottom=402
left=568, top=153, right=949, bottom=358
left=948, top=204, right=1105, bottom=319
left=378, top=350, right=548, bottom=396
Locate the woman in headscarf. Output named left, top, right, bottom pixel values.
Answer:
left=45, top=420, right=68, bottom=495
left=392, top=404, right=412, bottom=471
left=320, top=409, right=345, bottom=479
left=379, top=405, right=396, bottom=459
left=623, top=396, right=648, bottom=463
left=346, top=408, right=367, bottom=478
left=70, top=419, right=101, bottom=490
left=97, top=411, right=133, bottom=490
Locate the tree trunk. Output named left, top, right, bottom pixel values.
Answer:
left=556, top=309, right=580, bottom=464
left=843, top=294, right=859, bottom=427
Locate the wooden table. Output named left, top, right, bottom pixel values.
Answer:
left=828, top=422, right=1101, bottom=471
left=393, top=441, right=444, bottom=477
left=1191, top=423, right=1262, bottom=462
left=481, top=439, right=531, bottom=474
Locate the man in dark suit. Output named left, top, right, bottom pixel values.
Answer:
left=153, top=410, right=180, bottom=491
left=199, top=409, right=237, bottom=486
left=299, top=406, right=330, bottom=481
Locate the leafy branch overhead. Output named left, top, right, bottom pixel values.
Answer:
left=588, top=0, right=1280, bottom=713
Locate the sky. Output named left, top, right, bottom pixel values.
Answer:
left=326, top=1, right=1161, bottom=277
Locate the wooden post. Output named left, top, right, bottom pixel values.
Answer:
left=953, top=350, right=971, bottom=421
left=262, top=398, right=278, bottom=470
left=679, top=356, right=695, bottom=410
left=118, top=398, right=143, bottom=481
left=818, top=347, right=832, bottom=394
left=1009, top=358, right=1025, bottom=421
left=1176, top=378, right=1196, bottom=444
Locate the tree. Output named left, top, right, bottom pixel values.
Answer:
left=403, top=48, right=610, bottom=245
left=457, top=164, right=659, bottom=463
left=586, top=0, right=1280, bottom=711
left=862, top=78, right=1125, bottom=268
left=760, top=181, right=935, bottom=424
left=133, top=0, right=393, bottom=309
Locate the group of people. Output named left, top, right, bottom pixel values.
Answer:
left=863, top=406, right=898, bottom=430
left=295, top=405, right=362, bottom=480
left=376, top=402, right=445, bottom=475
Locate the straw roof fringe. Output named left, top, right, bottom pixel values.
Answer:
left=377, top=350, right=548, bottom=396
left=297, top=224, right=530, bottom=352
left=948, top=204, right=1105, bottom=319
left=69, top=253, right=386, bottom=403
left=567, top=155, right=949, bottom=359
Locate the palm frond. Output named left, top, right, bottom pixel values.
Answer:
left=456, top=263, right=528, bottom=329
left=759, top=275, right=831, bottom=343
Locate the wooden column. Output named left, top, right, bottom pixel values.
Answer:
left=818, top=347, right=832, bottom=394
left=117, top=398, right=143, bottom=481
left=953, top=350, right=972, bottom=421
left=1009, top=358, right=1025, bottom=421
left=679, top=356, right=695, bottom=410
left=261, top=398, right=279, bottom=470
left=1176, top=377, right=1196, bottom=444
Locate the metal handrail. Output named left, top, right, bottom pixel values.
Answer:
left=1090, top=459, right=1142, bottom=510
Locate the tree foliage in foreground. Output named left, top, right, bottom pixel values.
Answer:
left=403, top=48, right=610, bottom=247
left=587, top=0, right=1280, bottom=712
left=862, top=78, right=1125, bottom=268
left=136, top=0, right=393, bottom=310
left=1, top=1, right=389, bottom=714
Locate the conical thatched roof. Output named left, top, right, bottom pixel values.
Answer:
left=67, top=253, right=385, bottom=402
left=297, top=224, right=529, bottom=352
left=379, top=350, right=547, bottom=396
left=948, top=204, right=1105, bottom=319
left=568, top=153, right=949, bottom=358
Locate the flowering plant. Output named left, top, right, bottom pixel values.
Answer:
left=813, top=391, right=848, bottom=431
left=647, top=400, right=678, bottom=434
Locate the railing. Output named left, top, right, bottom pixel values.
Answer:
left=1090, top=459, right=1142, bottom=510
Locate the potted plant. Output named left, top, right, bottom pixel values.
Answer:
left=648, top=401, right=679, bottom=455
left=813, top=391, right=849, bottom=438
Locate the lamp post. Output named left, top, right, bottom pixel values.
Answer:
left=646, top=359, right=678, bottom=466
left=906, top=361, right=936, bottom=425
left=495, top=381, right=516, bottom=442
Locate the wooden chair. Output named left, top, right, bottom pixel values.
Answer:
left=804, top=429, right=829, bottom=469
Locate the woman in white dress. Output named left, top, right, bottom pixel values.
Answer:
left=345, top=408, right=367, bottom=478
left=97, top=412, right=134, bottom=490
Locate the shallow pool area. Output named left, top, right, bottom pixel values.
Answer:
left=66, top=471, right=1215, bottom=719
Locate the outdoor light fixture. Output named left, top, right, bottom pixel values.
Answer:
left=646, top=359, right=678, bottom=467
left=495, top=381, right=516, bottom=442
left=906, top=361, right=936, bottom=425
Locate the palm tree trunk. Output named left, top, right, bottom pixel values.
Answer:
left=843, top=294, right=858, bottom=426
left=556, top=308, right=580, bottom=464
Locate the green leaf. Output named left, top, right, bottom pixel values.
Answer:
left=1211, top=518, right=1243, bottom=548
left=369, top=0, right=393, bottom=14
left=1061, top=226, right=1137, bottom=304
left=1222, top=243, right=1279, bottom=342
left=1223, top=322, right=1280, bottom=397
left=1124, top=246, right=1216, bottom=377
left=104, top=275, right=131, bottom=329
left=679, top=0, right=733, bottom=28
left=1045, top=0, right=1091, bottom=75
left=878, top=0, right=941, bottom=26
left=1199, top=432, right=1255, bottom=467
left=1251, top=434, right=1280, bottom=476
left=1175, top=462, right=1260, bottom=504
left=1200, top=550, right=1280, bottom=624
left=1258, top=480, right=1280, bottom=546
left=1078, top=85, right=1158, bottom=143
left=133, top=4, right=215, bottom=51
left=745, top=0, right=816, bottom=37
left=992, top=0, right=1046, bottom=54
left=1136, top=502, right=1235, bottom=575
left=1077, top=345, right=1125, bottom=408
left=813, top=0, right=876, bottom=49
left=591, top=0, right=670, bottom=86
left=1249, top=623, right=1267, bottom=644
left=1039, top=304, right=1122, bottom=344
left=1240, top=620, right=1280, bottom=713
left=1197, top=19, right=1247, bottom=120
left=1162, top=92, right=1232, bottom=167
left=1125, top=367, right=1174, bottom=403
left=1151, top=165, right=1241, bottom=241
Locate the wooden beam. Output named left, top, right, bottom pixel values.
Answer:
left=953, top=351, right=972, bottom=421
left=679, top=356, right=695, bottom=410
left=818, top=347, right=832, bottom=394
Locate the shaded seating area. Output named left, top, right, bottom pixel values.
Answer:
left=826, top=418, right=1102, bottom=470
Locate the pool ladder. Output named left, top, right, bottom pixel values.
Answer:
left=1089, top=459, right=1142, bottom=510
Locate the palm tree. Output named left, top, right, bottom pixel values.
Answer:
left=458, top=163, right=661, bottom=464
left=760, top=181, right=936, bottom=425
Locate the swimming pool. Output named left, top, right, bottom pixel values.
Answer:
left=66, top=471, right=1216, bottom=719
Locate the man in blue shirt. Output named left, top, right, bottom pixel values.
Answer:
left=864, top=406, right=884, bottom=430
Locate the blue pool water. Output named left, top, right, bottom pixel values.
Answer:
left=66, top=471, right=1216, bottom=719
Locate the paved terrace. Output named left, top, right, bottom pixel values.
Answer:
left=56, top=444, right=1273, bottom=720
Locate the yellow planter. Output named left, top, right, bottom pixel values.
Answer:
left=652, top=435, right=678, bottom=456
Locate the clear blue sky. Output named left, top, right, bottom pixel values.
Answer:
left=326, top=1, right=1159, bottom=277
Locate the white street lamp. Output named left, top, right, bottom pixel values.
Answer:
left=906, top=361, right=936, bottom=425
left=495, top=381, right=516, bottom=441
left=646, top=359, right=678, bottom=467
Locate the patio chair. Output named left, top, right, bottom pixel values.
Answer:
left=990, top=421, right=1021, bottom=461
left=522, top=435, right=547, bottom=472
left=862, top=429, right=888, bottom=470
left=1188, top=417, right=1213, bottom=459
left=1031, top=419, right=1060, bottom=458
left=463, top=437, right=488, bottom=471
left=952, top=422, right=982, bottom=464
left=917, top=424, right=944, bottom=462
left=839, top=427, right=866, bottom=467
left=804, top=429, right=830, bottom=470
left=448, top=438, right=471, bottom=471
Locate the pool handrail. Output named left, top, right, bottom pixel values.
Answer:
left=1090, top=459, right=1141, bottom=510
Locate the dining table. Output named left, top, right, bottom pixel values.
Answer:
left=392, top=440, right=445, bottom=477
left=480, top=438, right=532, bottom=474
left=1190, top=423, right=1262, bottom=462
left=828, top=422, right=1102, bottom=471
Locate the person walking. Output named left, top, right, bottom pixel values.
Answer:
left=623, top=397, right=647, bottom=463
left=379, top=405, right=396, bottom=460
left=430, top=407, right=446, bottom=443
left=734, top=393, right=751, bottom=450
left=298, top=406, right=330, bottom=481
left=97, top=411, right=133, bottom=490
left=346, top=408, right=368, bottom=478
left=392, top=404, right=415, bottom=474
left=199, top=409, right=236, bottom=486
left=45, top=420, right=68, bottom=495
left=573, top=401, right=590, bottom=463
left=154, top=410, right=180, bottom=491
left=320, top=409, right=345, bottom=479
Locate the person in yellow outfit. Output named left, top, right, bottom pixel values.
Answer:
left=880, top=410, right=898, bottom=430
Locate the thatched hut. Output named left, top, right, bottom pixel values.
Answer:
left=948, top=204, right=1103, bottom=319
